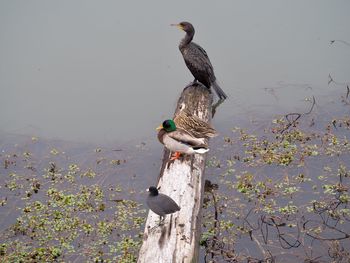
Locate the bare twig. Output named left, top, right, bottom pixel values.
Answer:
left=328, top=74, right=334, bottom=85
left=330, top=39, right=350, bottom=47
left=304, top=96, right=316, bottom=115
left=280, top=96, right=316, bottom=134
left=250, top=232, right=268, bottom=258
left=328, top=74, right=350, bottom=86
left=303, top=220, right=350, bottom=241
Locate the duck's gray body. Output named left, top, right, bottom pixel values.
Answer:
left=157, top=129, right=208, bottom=155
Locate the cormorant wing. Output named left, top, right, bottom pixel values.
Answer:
left=185, top=42, right=214, bottom=78
left=192, top=42, right=209, bottom=60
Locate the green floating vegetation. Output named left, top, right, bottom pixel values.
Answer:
left=1, top=104, right=349, bottom=262
left=0, top=150, right=145, bottom=263
left=202, top=115, right=350, bottom=262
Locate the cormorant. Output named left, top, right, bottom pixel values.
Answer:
left=171, top=21, right=227, bottom=100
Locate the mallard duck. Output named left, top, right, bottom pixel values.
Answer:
left=146, top=186, right=180, bottom=223
left=157, top=119, right=209, bottom=160
left=174, top=103, right=218, bottom=138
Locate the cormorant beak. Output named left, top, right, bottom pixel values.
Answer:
left=170, top=23, right=183, bottom=30
left=156, top=125, right=163, bottom=131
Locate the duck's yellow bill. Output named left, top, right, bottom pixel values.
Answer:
left=156, top=125, right=163, bottom=131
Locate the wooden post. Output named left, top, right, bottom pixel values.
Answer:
left=138, top=83, right=213, bottom=263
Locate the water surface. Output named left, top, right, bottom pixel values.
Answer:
left=1, top=0, right=349, bottom=143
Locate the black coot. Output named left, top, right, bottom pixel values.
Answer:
left=146, top=186, right=180, bottom=222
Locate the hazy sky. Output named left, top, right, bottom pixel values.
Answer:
left=1, top=0, right=349, bottom=143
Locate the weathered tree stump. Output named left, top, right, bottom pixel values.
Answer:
left=138, top=83, right=213, bottom=263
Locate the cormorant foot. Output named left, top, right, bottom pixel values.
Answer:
left=185, top=82, right=195, bottom=89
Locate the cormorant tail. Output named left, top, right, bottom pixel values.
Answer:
left=212, top=81, right=228, bottom=100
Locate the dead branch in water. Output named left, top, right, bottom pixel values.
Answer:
left=280, top=96, right=316, bottom=134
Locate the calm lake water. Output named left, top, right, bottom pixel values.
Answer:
left=1, top=0, right=349, bottom=143
left=1, top=1, right=349, bottom=262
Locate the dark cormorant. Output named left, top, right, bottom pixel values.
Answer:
left=171, top=21, right=227, bottom=100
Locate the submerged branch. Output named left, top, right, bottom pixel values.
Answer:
left=280, top=96, right=316, bottom=134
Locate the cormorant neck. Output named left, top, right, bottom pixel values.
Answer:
left=179, top=30, right=194, bottom=49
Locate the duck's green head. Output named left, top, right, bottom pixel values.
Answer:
left=156, top=119, right=176, bottom=132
